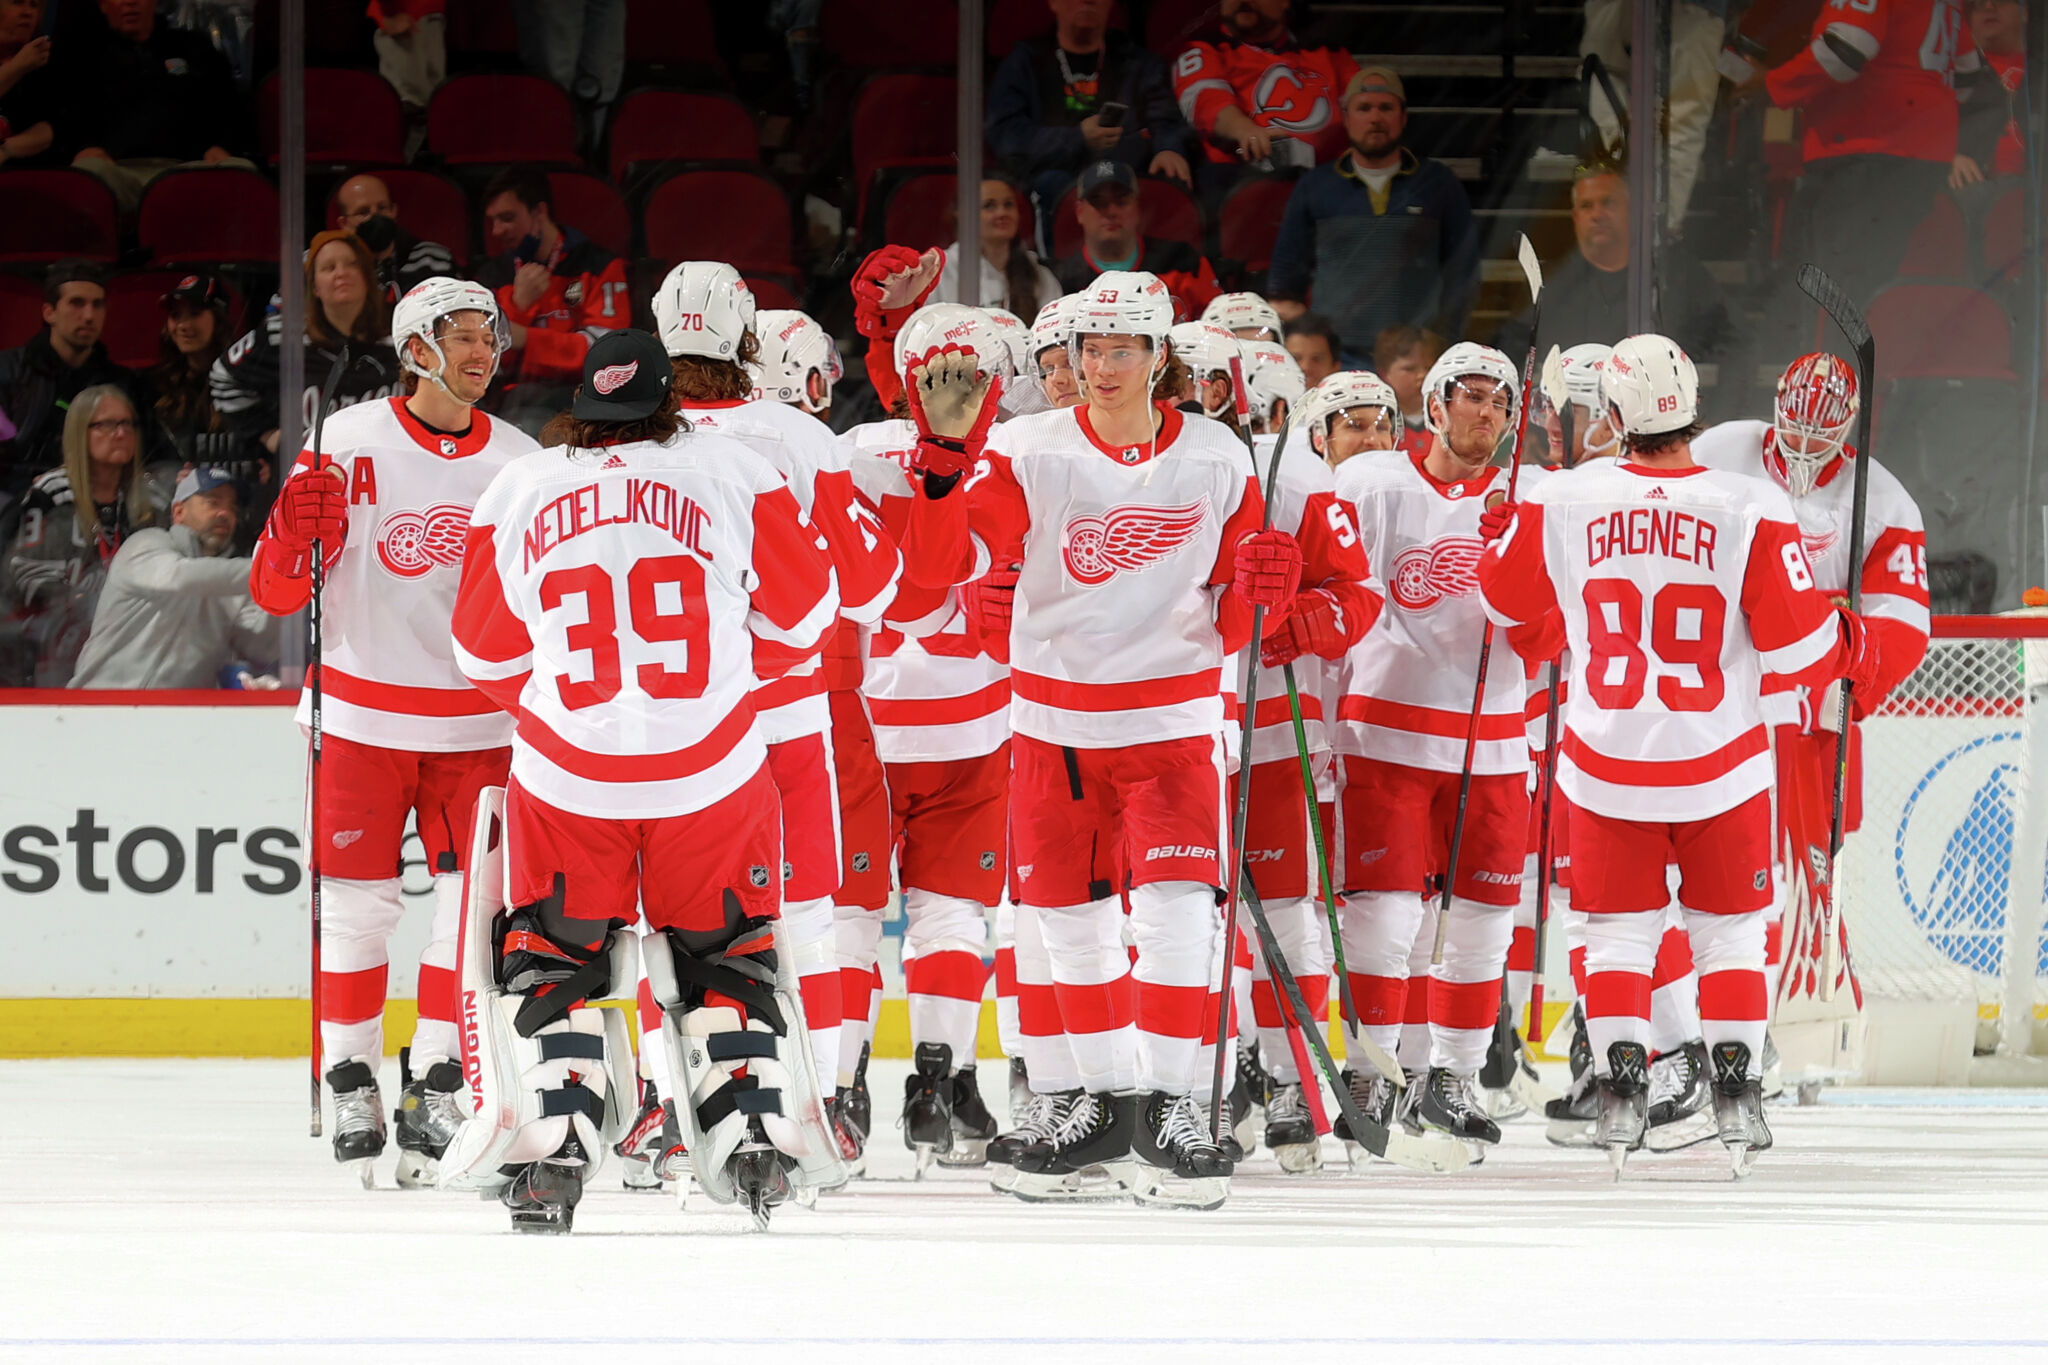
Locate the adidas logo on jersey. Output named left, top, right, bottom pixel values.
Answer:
left=1645, top=486, right=1668, bottom=500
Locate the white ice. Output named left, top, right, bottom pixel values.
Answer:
left=4, top=1058, right=2046, bottom=1365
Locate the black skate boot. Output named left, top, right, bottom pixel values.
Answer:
left=987, top=1086, right=1063, bottom=1171
left=1645, top=1040, right=1715, bottom=1152
left=326, top=1059, right=385, bottom=1187
left=1477, top=997, right=1526, bottom=1120
left=1006, top=1055, right=1031, bottom=1117
left=392, top=1057, right=465, bottom=1189
left=830, top=1042, right=873, bottom=1175
left=1264, top=1081, right=1322, bottom=1174
left=1333, top=1069, right=1397, bottom=1170
left=938, top=1065, right=999, bottom=1168
left=901, top=1041, right=955, bottom=1174
left=1393, top=1069, right=1427, bottom=1136
left=1596, top=1041, right=1651, bottom=1178
left=1005, top=1090, right=1137, bottom=1203
left=729, top=1116, right=793, bottom=1230
left=614, top=1081, right=669, bottom=1191
left=1132, top=1090, right=1233, bottom=1209
left=1415, top=1066, right=1503, bottom=1146
left=1228, top=1040, right=1268, bottom=1158
left=1709, top=1042, right=1773, bottom=1178
left=502, top=1132, right=587, bottom=1234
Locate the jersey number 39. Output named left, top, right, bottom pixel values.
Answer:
left=541, top=555, right=710, bottom=708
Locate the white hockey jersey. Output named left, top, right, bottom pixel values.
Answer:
left=451, top=432, right=839, bottom=820
left=840, top=417, right=1010, bottom=764
left=252, top=397, right=535, bottom=752
left=1480, top=460, right=1857, bottom=822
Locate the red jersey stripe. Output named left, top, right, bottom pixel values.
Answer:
left=517, top=702, right=756, bottom=782
left=322, top=665, right=499, bottom=717
left=1338, top=694, right=1523, bottom=741
left=866, top=679, right=1012, bottom=727
left=1561, top=725, right=1768, bottom=788
left=1012, top=667, right=1223, bottom=713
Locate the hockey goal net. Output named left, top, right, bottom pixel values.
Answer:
left=1834, top=614, right=2048, bottom=1084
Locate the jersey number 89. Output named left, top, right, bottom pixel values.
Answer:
left=1583, top=579, right=1728, bottom=712
left=540, top=555, right=710, bottom=709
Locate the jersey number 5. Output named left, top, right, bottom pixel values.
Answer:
left=540, top=555, right=710, bottom=709
left=1583, top=579, right=1728, bottom=712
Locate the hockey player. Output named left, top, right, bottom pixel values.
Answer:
left=251, top=277, right=535, bottom=1186
left=1204, top=291, right=1284, bottom=342
left=447, top=327, right=842, bottom=1230
left=1295, top=370, right=1402, bottom=468
left=1330, top=341, right=1535, bottom=1150
left=651, top=261, right=903, bottom=1169
left=895, top=270, right=1307, bottom=1207
left=1029, top=295, right=1082, bottom=410
left=1167, top=319, right=1248, bottom=429
left=1239, top=338, right=1306, bottom=433
left=748, top=308, right=842, bottom=419
left=1479, top=334, right=1886, bottom=1176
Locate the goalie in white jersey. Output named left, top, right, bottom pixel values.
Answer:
left=448, top=329, right=842, bottom=1230
left=1479, top=334, right=1884, bottom=1175
left=251, top=277, right=536, bottom=1186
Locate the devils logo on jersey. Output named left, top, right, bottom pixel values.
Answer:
left=377, top=502, right=472, bottom=579
left=1061, top=500, right=1210, bottom=586
left=1250, top=65, right=1335, bottom=134
left=1388, top=534, right=1485, bottom=610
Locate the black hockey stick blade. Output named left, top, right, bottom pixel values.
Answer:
left=1797, top=264, right=1872, bottom=352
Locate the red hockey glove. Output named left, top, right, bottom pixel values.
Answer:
left=1505, top=609, right=1564, bottom=665
left=1839, top=606, right=1883, bottom=697
left=260, top=465, right=347, bottom=578
left=1478, top=498, right=1516, bottom=543
left=852, top=245, right=944, bottom=341
left=1259, top=587, right=1347, bottom=667
left=960, top=563, right=1020, bottom=663
left=906, top=343, right=1001, bottom=480
left=1232, top=529, right=1302, bottom=609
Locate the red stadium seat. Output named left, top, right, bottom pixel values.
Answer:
left=545, top=172, right=632, bottom=259
left=0, top=273, right=43, bottom=350
left=0, top=170, right=119, bottom=264
left=1897, top=192, right=1967, bottom=279
left=322, top=169, right=474, bottom=266
left=643, top=170, right=796, bottom=274
left=1217, top=173, right=1299, bottom=277
left=258, top=69, right=406, bottom=166
left=880, top=172, right=1038, bottom=256
left=607, top=91, right=757, bottom=183
left=429, top=74, right=579, bottom=166
left=138, top=169, right=282, bottom=266
left=851, top=75, right=957, bottom=221
left=1146, top=0, right=1220, bottom=52
left=988, top=0, right=1127, bottom=56
left=1050, top=177, right=1204, bottom=259
left=822, top=0, right=956, bottom=69
left=101, top=271, right=248, bottom=372
left=742, top=275, right=802, bottom=311
left=1868, top=284, right=2016, bottom=384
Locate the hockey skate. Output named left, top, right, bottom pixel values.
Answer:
left=900, top=1041, right=955, bottom=1175
left=1264, top=1081, right=1322, bottom=1175
left=1645, top=1041, right=1715, bottom=1153
left=326, top=1059, right=385, bottom=1188
left=937, top=1065, right=999, bottom=1168
left=987, top=1086, right=1062, bottom=1174
left=615, top=1082, right=688, bottom=1192
left=1004, top=1090, right=1137, bottom=1203
left=1759, top=1031, right=1784, bottom=1101
left=1544, top=1009, right=1598, bottom=1148
left=1596, top=1042, right=1651, bottom=1178
left=1415, top=1067, right=1502, bottom=1148
left=1132, top=1091, right=1233, bottom=1209
left=1710, top=1042, right=1773, bottom=1178
left=502, top=1132, right=587, bottom=1234
left=1392, top=1069, right=1427, bottom=1136
left=831, top=1042, right=873, bottom=1176
left=1006, top=1055, right=1031, bottom=1118
left=1478, top=1004, right=1528, bottom=1121
left=391, top=1056, right=466, bottom=1189
left=1228, top=1040, right=1267, bottom=1158
left=729, top=1118, right=793, bottom=1229
left=1333, top=1069, right=1396, bottom=1170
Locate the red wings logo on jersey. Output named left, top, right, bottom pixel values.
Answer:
left=1062, top=500, right=1211, bottom=586
left=1801, top=527, right=1839, bottom=562
left=1388, top=534, right=1485, bottom=610
left=377, top=503, right=472, bottom=579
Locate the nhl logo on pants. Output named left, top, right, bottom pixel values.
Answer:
left=852, top=852, right=870, bottom=873
left=750, top=865, right=771, bottom=888
left=980, top=851, right=997, bottom=870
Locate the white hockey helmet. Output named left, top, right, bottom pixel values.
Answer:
left=1294, top=369, right=1400, bottom=446
left=1067, top=270, right=1174, bottom=354
left=652, top=260, right=756, bottom=361
left=1542, top=342, right=1612, bottom=413
left=893, top=302, right=1011, bottom=383
left=1167, top=320, right=1240, bottom=381
left=391, top=276, right=506, bottom=389
left=1240, top=338, right=1306, bottom=428
left=1603, top=333, right=1699, bottom=438
left=981, top=306, right=1034, bottom=379
left=1029, top=295, right=1078, bottom=373
left=749, top=308, right=842, bottom=414
left=1423, top=340, right=1519, bottom=436
left=1202, top=290, right=1283, bottom=340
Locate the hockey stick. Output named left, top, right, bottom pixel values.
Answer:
left=1798, top=264, right=1876, bottom=1005
left=1434, top=235, right=1544, bottom=963
left=1528, top=660, right=1563, bottom=1043
left=1209, top=353, right=1291, bottom=1144
left=307, top=344, right=351, bottom=1138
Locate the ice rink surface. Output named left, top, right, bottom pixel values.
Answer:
left=4, top=1058, right=2046, bottom=1365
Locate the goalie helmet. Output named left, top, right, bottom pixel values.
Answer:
left=653, top=260, right=755, bottom=361
left=893, top=302, right=1011, bottom=383
left=391, top=277, right=507, bottom=390
left=1294, top=370, right=1399, bottom=447
left=1603, top=333, right=1698, bottom=438
left=749, top=308, right=841, bottom=414
left=1067, top=270, right=1174, bottom=353
left=1240, top=338, right=1306, bottom=428
left=1422, top=340, right=1519, bottom=436
left=1772, top=351, right=1859, bottom=497
left=1202, top=290, right=1283, bottom=340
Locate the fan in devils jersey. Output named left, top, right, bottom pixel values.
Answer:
left=250, top=278, right=537, bottom=1186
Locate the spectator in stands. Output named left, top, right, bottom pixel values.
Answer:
left=1170, top=0, right=1358, bottom=194
left=1267, top=68, right=1478, bottom=358
left=1954, top=0, right=2027, bottom=189
left=513, top=0, right=623, bottom=151
left=0, top=261, right=149, bottom=499
left=368, top=0, right=445, bottom=113
left=62, top=0, right=253, bottom=213
left=70, top=466, right=276, bottom=689
left=146, top=274, right=236, bottom=469
left=0, top=384, right=164, bottom=686
left=474, top=165, right=629, bottom=434
left=333, top=173, right=457, bottom=304
left=931, top=176, right=1062, bottom=320
left=1373, top=323, right=1442, bottom=458
left=1580, top=0, right=1729, bottom=230
left=211, top=232, right=402, bottom=475
left=1051, top=159, right=1218, bottom=303
left=1497, top=163, right=1729, bottom=371
left=987, top=0, right=1194, bottom=216
left=0, top=0, right=57, bottom=169
left=1283, top=312, right=1342, bottom=387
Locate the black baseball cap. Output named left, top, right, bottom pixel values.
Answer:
left=1077, top=160, right=1137, bottom=202
left=572, top=329, right=672, bottom=421
left=161, top=272, right=229, bottom=311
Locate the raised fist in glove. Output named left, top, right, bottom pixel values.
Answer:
left=260, top=465, right=347, bottom=577
left=1260, top=587, right=1348, bottom=667
left=907, top=343, right=1001, bottom=480
left=1478, top=497, right=1516, bottom=543
left=1233, top=528, right=1302, bottom=608
left=1839, top=606, right=1884, bottom=697
left=960, top=563, right=1020, bottom=663
left=852, top=245, right=944, bottom=340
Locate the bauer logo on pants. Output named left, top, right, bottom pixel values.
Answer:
left=377, top=503, right=472, bottom=579
left=1388, top=535, right=1486, bottom=610
left=1060, top=500, right=1211, bottom=586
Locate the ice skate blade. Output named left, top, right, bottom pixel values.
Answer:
left=1341, top=1139, right=1373, bottom=1173
left=392, top=1150, right=438, bottom=1189
left=1482, top=1088, right=1529, bottom=1122
left=1272, top=1140, right=1323, bottom=1175
left=1645, top=1112, right=1718, bottom=1153
left=510, top=1209, right=573, bottom=1235
left=346, top=1157, right=376, bottom=1190
left=999, top=1160, right=1136, bottom=1204
left=935, top=1138, right=990, bottom=1168
left=1607, top=1144, right=1632, bottom=1180
left=1545, top=1118, right=1598, bottom=1149
left=911, top=1145, right=938, bottom=1179
left=1128, top=1164, right=1229, bottom=1211
left=1727, top=1142, right=1758, bottom=1180
left=1381, top=1130, right=1474, bottom=1174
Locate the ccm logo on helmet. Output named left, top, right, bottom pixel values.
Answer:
left=592, top=361, right=639, bottom=394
